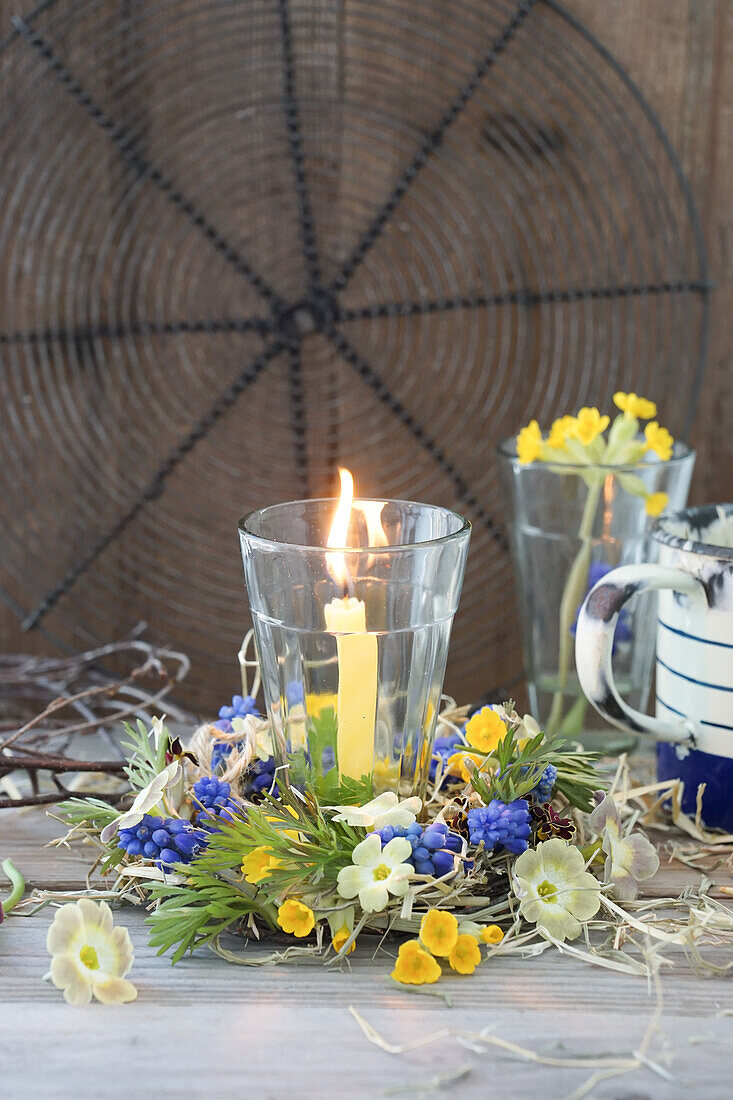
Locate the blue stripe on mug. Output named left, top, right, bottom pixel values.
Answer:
left=656, top=655, right=733, bottom=693
left=656, top=692, right=733, bottom=733
left=658, top=618, right=733, bottom=650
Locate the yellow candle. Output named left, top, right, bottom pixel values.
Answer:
left=324, top=595, right=378, bottom=780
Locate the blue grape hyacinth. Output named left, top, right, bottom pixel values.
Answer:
left=532, top=763, right=557, bottom=804
left=215, top=693, right=259, bottom=734
left=243, top=755, right=279, bottom=800
left=117, top=814, right=207, bottom=869
left=371, top=821, right=465, bottom=877
left=467, top=799, right=531, bottom=855
left=192, top=776, right=239, bottom=828
left=429, top=733, right=464, bottom=784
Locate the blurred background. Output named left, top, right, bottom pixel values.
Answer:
left=0, top=0, right=730, bottom=719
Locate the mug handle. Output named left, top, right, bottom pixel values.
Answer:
left=575, top=563, right=708, bottom=747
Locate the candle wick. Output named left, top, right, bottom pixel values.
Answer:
left=342, top=564, right=355, bottom=599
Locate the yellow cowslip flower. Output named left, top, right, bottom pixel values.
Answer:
left=547, top=415, right=576, bottom=449
left=448, top=933, right=482, bottom=975
left=645, top=492, right=669, bottom=517
left=420, top=909, right=459, bottom=957
left=516, top=419, right=542, bottom=464
left=465, top=706, right=507, bottom=754
left=241, top=846, right=282, bottom=884
left=644, top=421, right=674, bottom=461
left=391, top=940, right=442, bottom=985
left=445, top=750, right=489, bottom=783
left=277, top=899, right=316, bottom=938
left=480, top=924, right=504, bottom=945
left=332, top=924, right=356, bottom=955
left=613, top=392, right=657, bottom=420
left=570, top=407, right=610, bottom=446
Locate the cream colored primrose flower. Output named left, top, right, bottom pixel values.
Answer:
left=589, top=794, right=659, bottom=901
left=513, top=838, right=601, bottom=942
left=100, top=760, right=182, bottom=844
left=337, top=834, right=413, bottom=912
left=330, top=791, right=421, bottom=830
left=46, top=900, right=136, bottom=1006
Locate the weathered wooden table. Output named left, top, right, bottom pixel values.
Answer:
left=2, top=805, right=733, bottom=1099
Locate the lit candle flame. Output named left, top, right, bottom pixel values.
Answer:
left=357, top=501, right=388, bottom=548
left=326, top=469, right=388, bottom=586
left=326, top=468, right=354, bottom=586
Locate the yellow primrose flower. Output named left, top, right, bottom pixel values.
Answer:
left=480, top=924, right=504, bottom=945
left=46, top=899, right=136, bottom=1006
left=547, top=415, right=576, bottom=449
left=465, top=706, right=507, bottom=754
left=445, top=750, right=488, bottom=783
left=449, top=933, right=482, bottom=975
left=516, top=419, right=542, bottom=464
left=644, top=421, right=674, bottom=461
left=645, top=491, right=669, bottom=517
left=613, top=392, right=657, bottom=420
left=241, top=846, right=282, bottom=884
left=391, top=940, right=442, bottom=985
left=332, top=924, right=356, bottom=955
left=570, top=407, right=610, bottom=446
left=420, top=909, right=459, bottom=957
left=277, top=899, right=315, bottom=938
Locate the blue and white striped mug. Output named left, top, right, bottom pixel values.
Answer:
left=575, top=504, right=733, bottom=830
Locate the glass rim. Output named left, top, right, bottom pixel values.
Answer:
left=496, top=436, right=695, bottom=473
left=239, top=497, right=472, bottom=553
left=653, top=503, right=733, bottom=561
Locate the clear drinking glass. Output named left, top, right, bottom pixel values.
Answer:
left=239, top=499, right=470, bottom=798
left=498, top=442, right=695, bottom=752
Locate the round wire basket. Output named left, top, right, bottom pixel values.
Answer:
left=0, top=0, right=709, bottom=711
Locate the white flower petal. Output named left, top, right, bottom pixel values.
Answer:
left=381, top=837, right=413, bottom=866
left=336, top=865, right=371, bottom=899
left=330, top=806, right=369, bottom=827
left=359, top=881, right=389, bottom=912
left=588, top=793, right=620, bottom=834
left=91, top=974, right=138, bottom=1005
left=351, top=834, right=382, bottom=868
left=50, top=954, right=85, bottom=989
left=385, top=871, right=411, bottom=898
left=151, top=716, right=166, bottom=749
left=62, top=978, right=94, bottom=1007
left=76, top=898, right=112, bottom=934
left=46, top=904, right=83, bottom=953
left=536, top=907, right=582, bottom=942
left=101, top=761, right=182, bottom=842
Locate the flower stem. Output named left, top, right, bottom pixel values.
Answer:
left=546, top=476, right=603, bottom=735
left=0, top=858, right=25, bottom=921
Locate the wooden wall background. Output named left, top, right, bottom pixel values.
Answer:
left=0, top=0, right=730, bottom=717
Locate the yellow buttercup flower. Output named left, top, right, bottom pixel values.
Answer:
left=449, top=933, right=482, bottom=975
left=480, top=924, right=505, bottom=945
left=445, top=750, right=488, bottom=783
left=613, top=392, right=657, bottom=420
left=465, top=706, right=507, bottom=754
left=391, top=940, right=442, bottom=985
left=332, top=924, right=356, bottom=955
left=420, top=909, right=459, bottom=957
left=516, top=420, right=542, bottom=464
left=645, top=492, right=669, bottom=517
left=277, top=899, right=315, bottom=938
left=570, top=407, right=610, bottom=446
left=241, top=846, right=282, bottom=884
left=547, top=415, right=576, bottom=449
left=644, top=421, right=674, bottom=461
